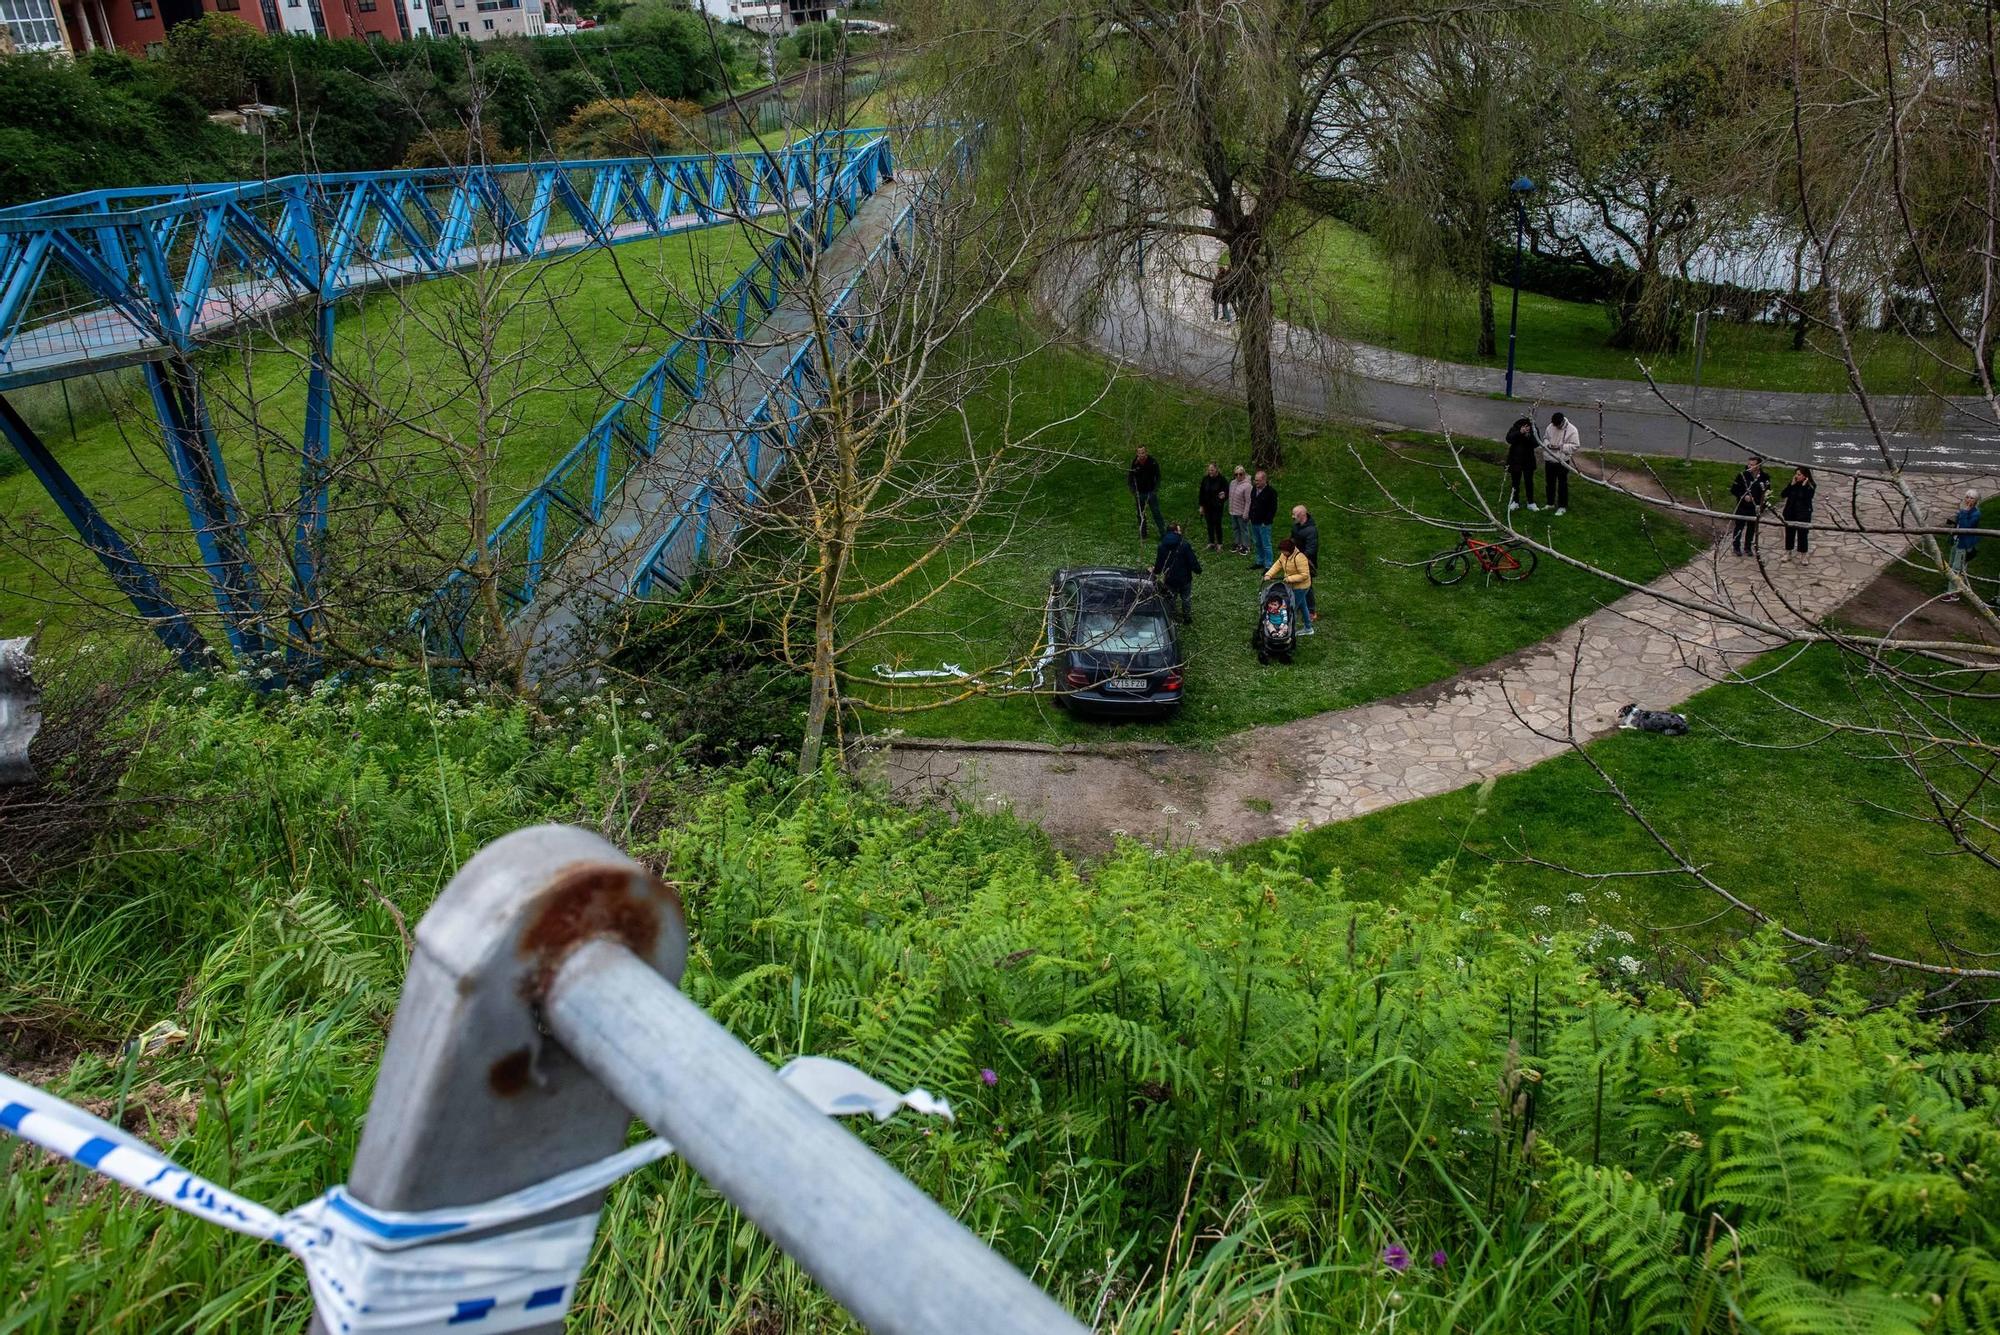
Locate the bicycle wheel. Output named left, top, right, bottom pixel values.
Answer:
left=1426, top=551, right=1471, bottom=586
left=1495, top=545, right=1539, bottom=582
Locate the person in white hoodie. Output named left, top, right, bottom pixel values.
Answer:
left=1539, top=411, right=1580, bottom=515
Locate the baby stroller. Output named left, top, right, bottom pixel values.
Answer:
left=1252, top=581, right=1296, bottom=664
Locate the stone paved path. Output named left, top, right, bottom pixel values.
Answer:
left=855, top=233, right=2000, bottom=853
left=857, top=469, right=1994, bottom=853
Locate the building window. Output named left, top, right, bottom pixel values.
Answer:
left=260, top=0, right=278, bottom=22
left=480, top=15, right=490, bottom=25
left=131, top=0, right=152, bottom=15
left=358, top=0, right=374, bottom=8
left=144, top=38, right=162, bottom=52
left=0, top=0, right=67, bottom=48
left=456, top=18, right=465, bottom=27
left=213, top=0, right=238, bottom=10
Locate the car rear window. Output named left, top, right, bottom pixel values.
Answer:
left=1075, top=607, right=1168, bottom=654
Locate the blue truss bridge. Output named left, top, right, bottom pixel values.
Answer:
left=0, top=128, right=949, bottom=676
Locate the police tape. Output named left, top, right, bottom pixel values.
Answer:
left=1, top=1057, right=952, bottom=1334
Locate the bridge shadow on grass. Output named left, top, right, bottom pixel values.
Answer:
left=850, top=314, right=1727, bottom=748
left=1254, top=642, right=2000, bottom=967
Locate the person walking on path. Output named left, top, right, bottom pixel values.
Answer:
left=1152, top=521, right=1203, bottom=623
left=1212, top=256, right=1234, bottom=322
left=1290, top=504, right=1320, bottom=623
left=1197, top=463, right=1229, bottom=551
left=1540, top=411, right=1580, bottom=515
left=1264, top=537, right=1314, bottom=635
left=1780, top=467, right=1816, bottom=561
left=1226, top=466, right=1253, bottom=553
left=1127, top=446, right=1165, bottom=539
left=1248, top=470, right=1279, bottom=568
left=1505, top=416, right=1539, bottom=512
left=1946, top=489, right=1984, bottom=602
left=1730, top=456, right=1772, bottom=557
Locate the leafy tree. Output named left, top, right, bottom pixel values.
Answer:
left=161, top=13, right=273, bottom=109
left=556, top=95, right=702, bottom=159
left=922, top=0, right=1532, bottom=472
left=1533, top=0, right=1737, bottom=353
left=0, top=53, right=249, bottom=208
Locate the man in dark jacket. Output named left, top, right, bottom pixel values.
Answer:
left=1247, top=469, right=1279, bottom=567
left=1730, top=456, right=1772, bottom=556
left=1196, top=463, right=1229, bottom=550
left=1151, top=522, right=1203, bottom=623
left=1504, top=416, right=1538, bottom=512
left=1127, top=446, right=1165, bottom=538
left=1290, top=504, right=1320, bottom=623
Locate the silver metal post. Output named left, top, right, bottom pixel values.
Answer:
left=1683, top=308, right=1709, bottom=460
left=546, top=939, right=1087, bottom=1335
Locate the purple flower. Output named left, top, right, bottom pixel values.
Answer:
left=980, top=1068, right=998, bottom=1087
left=1430, top=1250, right=1448, bottom=1270
left=1382, top=1244, right=1410, bottom=1273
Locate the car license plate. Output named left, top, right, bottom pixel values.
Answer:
left=1106, top=676, right=1148, bottom=692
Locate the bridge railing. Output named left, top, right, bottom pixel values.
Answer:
left=0, top=137, right=865, bottom=387
left=405, top=133, right=895, bottom=654
left=626, top=132, right=973, bottom=601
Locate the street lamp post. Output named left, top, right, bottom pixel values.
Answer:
left=1504, top=176, right=1535, bottom=399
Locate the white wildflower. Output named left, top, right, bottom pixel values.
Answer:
left=1617, top=956, right=1642, bottom=975
left=1565, top=892, right=1586, bottom=905
left=190, top=686, right=207, bottom=698
left=1530, top=904, right=1551, bottom=918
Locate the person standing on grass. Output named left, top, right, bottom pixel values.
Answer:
left=1226, top=465, right=1253, bottom=553
left=1946, top=489, right=1983, bottom=602
left=1152, top=521, right=1202, bottom=623
left=1198, top=463, right=1229, bottom=551
left=1780, top=467, right=1815, bottom=561
left=1264, top=537, right=1314, bottom=636
left=1248, top=470, right=1279, bottom=568
left=1290, top=504, right=1320, bottom=623
left=1127, top=445, right=1165, bottom=539
left=1505, top=416, right=1539, bottom=512
left=1540, top=411, right=1579, bottom=515
left=1730, top=456, right=1772, bottom=557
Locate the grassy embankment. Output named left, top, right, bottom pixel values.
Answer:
left=847, top=311, right=1731, bottom=747
left=1279, top=216, right=1955, bottom=396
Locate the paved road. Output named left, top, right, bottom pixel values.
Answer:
left=1053, top=242, right=2000, bottom=473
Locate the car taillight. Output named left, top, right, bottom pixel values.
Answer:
left=1065, top=669, right=1090, bottom=687
left=1163, top=673, right=1182, bottom=691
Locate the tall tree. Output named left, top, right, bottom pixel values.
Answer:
left=918, top=0, right=1509, bottom=471
left=1532, top=0, right=1737, bottom=353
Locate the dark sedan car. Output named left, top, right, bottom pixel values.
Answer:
left=1044, top=567, right=1185, bottom=717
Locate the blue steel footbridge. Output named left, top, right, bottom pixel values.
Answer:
left=0, top=127, right=943, bottom=675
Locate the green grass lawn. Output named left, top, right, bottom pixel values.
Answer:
left=0, top=222, right=764, bottom=637
left=1262, top=642, right=2000, bottom=960
left=849, top=311, right=1730, bottom=747
left=1277, top=216, right=1952, bottom=396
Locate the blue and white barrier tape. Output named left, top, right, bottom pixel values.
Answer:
left=1, top=1058, right=951, bottom=1333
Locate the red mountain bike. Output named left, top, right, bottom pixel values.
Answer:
left=1425, top=531, right=1539, bottom=586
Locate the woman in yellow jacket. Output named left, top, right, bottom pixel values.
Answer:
left=1264, top=538, right=1314, bottom=637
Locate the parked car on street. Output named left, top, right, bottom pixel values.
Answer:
left=1044, top=567, right=1184, bottom=717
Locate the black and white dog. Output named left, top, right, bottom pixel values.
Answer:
left=1618, top=704, right=1689, bottom=736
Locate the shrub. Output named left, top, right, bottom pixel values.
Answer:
left=2, top=684, right=1996, bottom=1331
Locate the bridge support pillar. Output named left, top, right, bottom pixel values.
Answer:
left=0, top=394, right=210, bottom=670
left=143, top=356, right=269, bottom=663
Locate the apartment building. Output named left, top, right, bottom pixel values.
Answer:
left=427, top=0, right=540, bottom=40
left=9, top=0, right=427, bottom=57
left=726, top=0, right=830, bottom=36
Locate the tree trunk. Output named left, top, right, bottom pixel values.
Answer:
left=1235, top=254, right=1283, bottom=471
left=799, top=581, right=838, bottom=775
left=1477, top=278, right=1498, bottom=359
